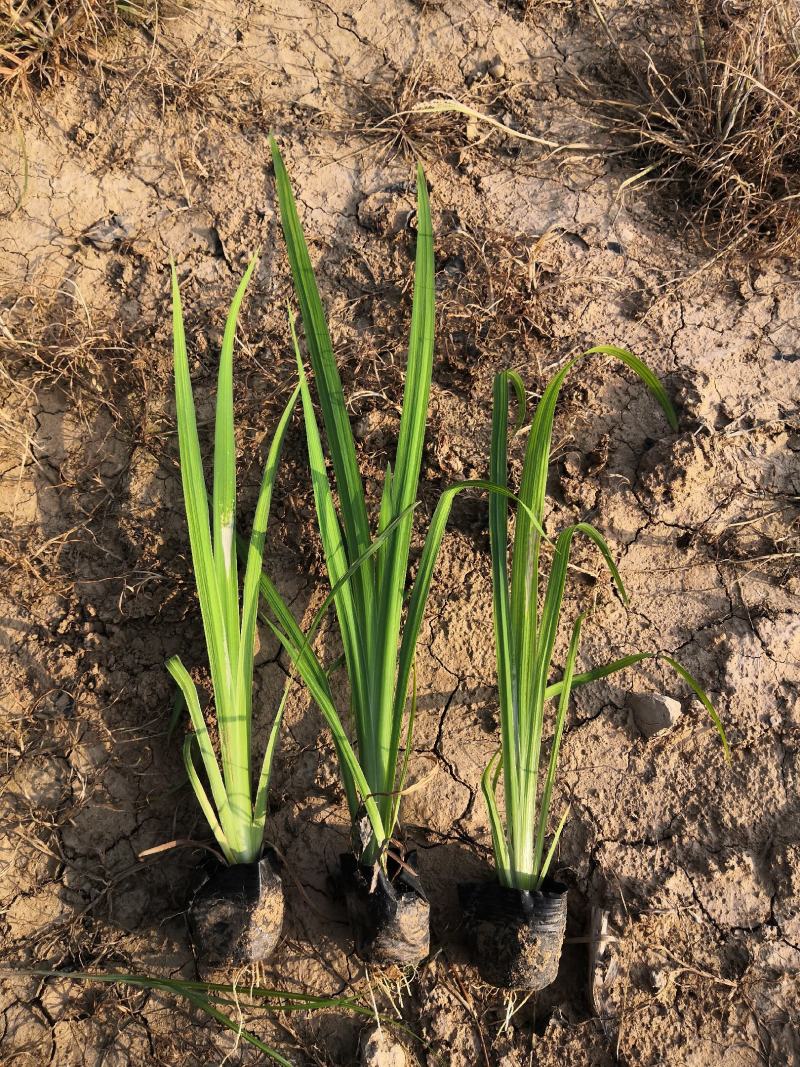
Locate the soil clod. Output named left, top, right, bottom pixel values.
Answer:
left=361, top=1024, right=408, bottom=1067
left=628, top=692, right=682, bottom=738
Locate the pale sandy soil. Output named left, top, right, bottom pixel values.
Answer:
left=0, top=1, right=798, bottom=1064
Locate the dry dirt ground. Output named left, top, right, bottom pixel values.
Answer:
left=1, top=1, right=799, bottom=1064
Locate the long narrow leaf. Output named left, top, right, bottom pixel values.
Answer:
left=535, top=804, right=570, bottom=889
left=489, top=372, right=521, bottom=865
left=373, top=163, right=435, bottom=817
left=544, top=650, right=730, bottom=758
left=183, top=734, right=234, bottom=864
left=256, top=572, right=386, bottom=844
left=544, top=652, right=656, bottom=699
left=171, top=268, right=233, bottom=789
left=291, top=325, right=372, bottom=786
left=389, top=478, right=540, bottom=800
left=481, top=750, right=511, bottom=882
left=214, top=255, right=259, bottom=686
left=251, top=684, right=291, bottom=842
left=166, top=655, right=236, bottom=854
left=531, top=614, right=583, bottom=881
left=270, top=138, right=373, bottom=630
left=235, top=381, right=300, bottom=799
left=660, top=654, right=730, bottom=760
left=13, top=968, right=396, bottom=1067
left=388, top=661, right=417, bottom=838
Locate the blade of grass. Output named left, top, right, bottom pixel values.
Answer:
left=291, top=323, right=372, bottom=790
left=481, top=750, right=511, bottom=882
left=171, top=266, right=234, bottom=814
left=256, top=571, right=386, bottom=843
left=234, top=380, right=300, bottom=853
left=544, top=651, right=729, bottom=758
left=489, top=371, right=521, bottom=876
left=531, top=614, right=583, bottom=880
left=373, top=163, right=435, bottom=826
left=214, top=255, right=259, bottom=700
left=535, top=804, right=571, bottom=889
left=251, top=683, right=290, bottom=842
left=270, top=138, right=373, bottom=633
left=9, top=968, right=401, bottom=1066
left=166, top=655, right=234, bottom=858
left=182, top=734, right=234, bottom=863
left=388, top=477, right=541, bottom=842
left=389, top=660, right=417, bottom=835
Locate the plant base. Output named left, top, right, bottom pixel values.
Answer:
left=339, top=851, right=429, bottom=967
left=458, top=877, right=568, bottom=990
left=188, top=853, right=284, bottom=971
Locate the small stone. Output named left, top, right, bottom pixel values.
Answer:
left=628, top=692, right=682, bottom=738
left=488, top=55, right=505, bottom=79
left=361, top=1025, right=407, bottom=1067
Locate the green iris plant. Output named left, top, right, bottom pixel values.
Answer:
left=484, top=352, right=730, bottom=891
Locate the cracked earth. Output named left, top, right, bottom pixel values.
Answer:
left=0, top=0, right=799, bottom=1064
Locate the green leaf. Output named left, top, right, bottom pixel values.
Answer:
left=489, top=371, right=521, bottom=863
left=481, top=750, right=511, bottom=884
left=171, top=267, right=233, bottom=789
left=372, top=163, right=435, bottom=824
left=166, top=655, right=237, bottom=859
left=544, top=650, right=729, bottom=759
left=531, top=614, right=583, bottom=882
left=535, top=803, right=570, bottom=889
left=234, top=380, right=299, bottom=834
left=11, top=968, right=400, bottom=1066
left=213, top=255, right=259, bottom=695
left=270, top=138, right=373, bottom=630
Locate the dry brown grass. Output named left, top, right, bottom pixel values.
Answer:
left=344, top=60, right=466, bottom=161
left=584, top=0, right=800, bottom=256
left=0, top=284, right=149, bottom=421
left=435, top=227, right=556, bottom=392
left=0, top=0, right=157, bottom=95
left=151, top=37, right=264, bottom=121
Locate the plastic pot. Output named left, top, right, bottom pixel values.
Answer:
left=339, top=850, right=429, bottom=967
left=458, top=876, right=568, bottom=990
left=188, top=852, right=284, bottom=971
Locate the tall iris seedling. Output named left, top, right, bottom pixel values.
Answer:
left=258, top=141, right=502, bottom=867
left=168, top=258, right=297, bottom=866
left=485, top=352, right=730, bottom=892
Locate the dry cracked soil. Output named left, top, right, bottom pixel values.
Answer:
left=0, top=1, right=798, bottom=1064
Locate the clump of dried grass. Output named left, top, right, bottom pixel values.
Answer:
left=152, top=38, right=264, bottom=121
left=435, top=227, right=556, bottom=390
left=0, top=284, right=148, bottom=421
left=346, top=60, right=465, bottom=160
left=0, top=0, right=157, bottom=95
left=586, top=0, right=800, bottom=256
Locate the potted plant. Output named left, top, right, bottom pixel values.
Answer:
left=459, top=352, right=730, bottom=990
left=259, top=140, right=513, bottom=966
left=168, top=257, right=298, bottom=971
